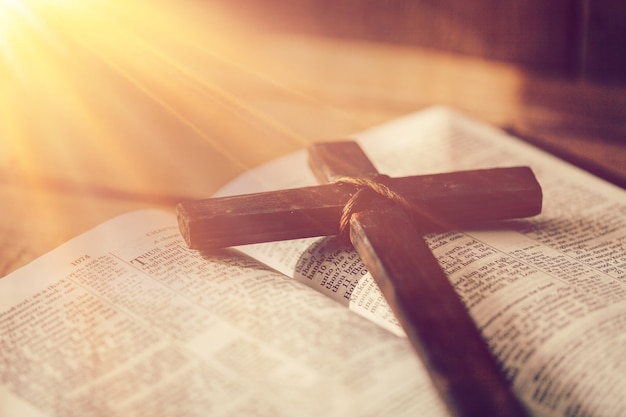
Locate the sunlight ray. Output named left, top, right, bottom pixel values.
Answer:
left=64, top=5, right=310, bottom=153
left=0, top=0, right=337, bottom=202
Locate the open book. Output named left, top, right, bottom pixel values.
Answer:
left=2, top=107, right=625, bottom=417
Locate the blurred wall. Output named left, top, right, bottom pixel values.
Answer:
left=215, top=0, right=626, bottom=84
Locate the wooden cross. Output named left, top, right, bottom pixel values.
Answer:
left=177, top=141, right=541, bottom=417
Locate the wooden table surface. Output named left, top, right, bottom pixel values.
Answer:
left=1, top=1, right=625, bottom=276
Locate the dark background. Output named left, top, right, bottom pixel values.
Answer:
left=213, top=0, right=626, bottom=84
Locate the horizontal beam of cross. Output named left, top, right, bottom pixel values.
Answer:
left=177, top=166, right=541, bottom=249
left=309, top=141, right=530, bottom=416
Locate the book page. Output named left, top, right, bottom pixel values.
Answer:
left=219, top=107, right=626, bottom=416
left=0, top=210, right=448, bottom=416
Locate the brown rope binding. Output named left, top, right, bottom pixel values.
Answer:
left=334, top=174, right=454, bottom=243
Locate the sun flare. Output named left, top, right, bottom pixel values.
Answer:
left=1, top=0, right=305, bottom=191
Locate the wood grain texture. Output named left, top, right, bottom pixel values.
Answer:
left=307, top=140, right=528, bottom=416
left=217, top=0, right=576, bottom=75
left=214, top=0, right=626, bottom=83
left=582, top=0, right=626, bottom=83
left=1, top=1, right=625, bottom=276
left=308, top=141, right=379, bottom=183
left=350, top=208, right=529, bottom=417
left=177, top=166, right=542, bottom=249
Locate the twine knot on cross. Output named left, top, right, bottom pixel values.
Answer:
left=334, top=175, right=415, bottom=242
left=335, top=172, right=458, bottom=243
left=176, top=139, right=541, bottom=417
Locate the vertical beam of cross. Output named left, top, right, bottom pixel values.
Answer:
left=308, top=141, right=529, bottom=417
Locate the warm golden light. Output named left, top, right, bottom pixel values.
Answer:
left=0, top=0, right=309, bottom=207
